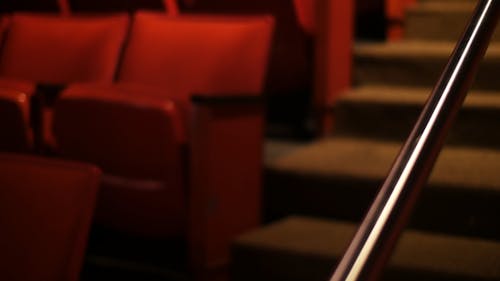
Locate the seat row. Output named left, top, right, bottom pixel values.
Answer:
left=0, top=10, right=275, bottom=275
left=2, top=0, right=319, bottom=138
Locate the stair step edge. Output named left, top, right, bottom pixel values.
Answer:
left=407, top=2, right=476, bottom=13
left=334, top=86, right=500, bottom=107
left=355, top=41, right=500, bottom=57
left=266, top=137, right=500, bottom=192
left=235, top=216, right=500, bottom=280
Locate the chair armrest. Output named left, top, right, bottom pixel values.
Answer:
left=188, top=94, right=265, bottom=273
left=0, top=78, right=38, bottom=126
left=0, top=88, right=32, bottom=126
left=0, top=88, right=34, bottom=151
left=0, top=79, right=37, bottom=151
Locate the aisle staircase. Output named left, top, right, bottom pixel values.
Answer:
left=232, top=1, right=500, bottom=280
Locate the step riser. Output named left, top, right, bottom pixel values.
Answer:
left=265, top=170, right=500, bottom=240
left=333, top=101, right=500, bottom=148
left=354, top=55, right=500, bottom=90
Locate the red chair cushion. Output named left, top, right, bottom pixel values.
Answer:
left=0, top=13, right=129, bottom=84
left=54, top=84, right=187, bottom=237
left=0, top=153, right=100, bottom=281
left=118, top=12, right=274, bottom=98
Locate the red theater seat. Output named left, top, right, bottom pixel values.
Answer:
left=54, top=84, right=187, bottom=237
left=54, top=12, right=274, bottom=273
left=0, top=13, right=130, bottom=151
left=0, top=153, right=100, bottom=281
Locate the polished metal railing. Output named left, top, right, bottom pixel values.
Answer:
left=330, top=1, right=500, bottom=280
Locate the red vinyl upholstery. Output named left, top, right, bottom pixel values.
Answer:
left=54, top=13, right=273, bottom=233
left=54, top=83, right=187, bottom=237
left=0, top=13, right=130, bottom=151
left=0, top=153, right=100, bottom=281
left=180, top=0, right=312, bottom=97
left=0, top=13, right=129, bottom=84
left=119, top=12, right=274, bottom=97
left=53, top=13, right=274, bottom=270
left=180, top=0, right=314, bottom=133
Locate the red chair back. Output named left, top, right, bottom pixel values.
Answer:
left=178, top=0, right=313, bottom=98
left=0, top=13, right=129, bottom=84
left=0, top=153, right=100, bottom=281
left=118, top=12, right=274, bottom=100
left=52, top=12, right=274, bottom=238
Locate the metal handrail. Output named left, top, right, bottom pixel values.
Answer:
left=330, top=1, right=500, bottom=280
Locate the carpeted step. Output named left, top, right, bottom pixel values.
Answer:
left=354, top=41, right=500, bottom=90
left=420, top=0, right=475, bottom=2
left=405, top=2, right=500, bottom=42
left=264, top=138, right=500, bottom=240
left=231, top=216, right=500, bottom=281
left=331, top=85, right=500, bottom=148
